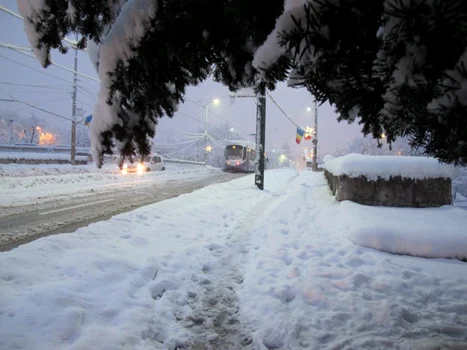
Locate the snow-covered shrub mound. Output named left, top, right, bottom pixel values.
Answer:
left=338, top=201, right=467, bottom=260
left=324, top=154, right=456, bottom=180
left=322, top=154, right=334, bottom=163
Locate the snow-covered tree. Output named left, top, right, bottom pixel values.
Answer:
left=17, top=0, right=284, bottom=166
left=280, top=141, right=292, bottom=159
left=254, top=0, right=467, bottom=165
left=17, top=0, right=467, bottom=165
left=340, top=136, right=424, bottom=157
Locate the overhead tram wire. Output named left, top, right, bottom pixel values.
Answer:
left=174, top=110, right=221, bottom=130
left=155, top=139, right=202, bottom=157
left=154, top=135, right=205, bottom=147
left=266, top=91, right=302, bottom=129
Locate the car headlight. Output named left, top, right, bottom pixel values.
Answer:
left=123, top=163, right=128, bottom=169
left=137, top=163, right=145, bottom=174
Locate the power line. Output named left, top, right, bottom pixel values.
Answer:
left=155, top=138, right=201, bottom=156
left=0, top=87, right=73, bottom=121
left=266, top=91, right=302, bottom=129
left=0, top=5, right=80, bottom=50
left=155, top=135, right=205, bottom=147
left=0, top=82, right=73, bottom=90
left=174, top=110, right=221, bottom=130
left=207, top=133, right=227, bottom=148
left=0, top=43, right=99, bottom=82
left=2, top=90, right=72, bottom=94
left=184, top=97, right=253, bottom=134
left=0, top=53, right=73, bottom=85
left=0, top=94, right=69, bottom=104
left=76, top=85, right=97, bottom=101
left=76, top=99, right=95, bottom=109
left=0, top=54, right=96, bottom=104
left=0, top=95, right=71, bottom=118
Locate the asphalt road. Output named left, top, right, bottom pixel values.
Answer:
left=0, top=172, right=246, bottom=252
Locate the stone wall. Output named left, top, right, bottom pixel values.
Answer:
left=324, top=170, right=452, bottom=208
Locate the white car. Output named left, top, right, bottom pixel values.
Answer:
left=121, top=155, right=166, bottom=175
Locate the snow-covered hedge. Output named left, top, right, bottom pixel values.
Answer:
left=324, top=154, right=456, bottom=181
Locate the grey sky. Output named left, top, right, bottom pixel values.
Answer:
left=0, top=0, right=363, bottom=157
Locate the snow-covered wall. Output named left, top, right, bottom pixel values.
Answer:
left=324, top=154, right=456, bottom=180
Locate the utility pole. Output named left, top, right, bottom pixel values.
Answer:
left=204, top=104, right=209, bottom=164
left=255, top=88, right=266, bottom=190
left=9, top=119, right=13, bottom=144
left=312, top=99, right=318, bottom=171
left=70, top=33, right=78, bottom=165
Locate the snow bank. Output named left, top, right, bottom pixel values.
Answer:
left=0, top=152, right=87, bottom=161
left=0, top=170, right=297, bottom=350
left=0, top=164, right=216, bottom=206
left=1, top=170, right=467, bottom=349
left=0, top=163, right=119, bottom=177
left=239, top=172, right=467, bottom=349
left=324, top=154, right=456, bottom=180
left=337, top=201, right=467, bottom=260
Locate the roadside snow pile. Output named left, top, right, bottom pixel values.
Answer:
left=0, top=152, right=88, bottom=161
left=0, top=166, right=216, bottom=206
left=0, top=163, right=120, bottom=177
left=337, top=201, right=467, bottom=260
left=1, top=170, right=467, bottom=350
left=324, top=154, right=456, bottom=180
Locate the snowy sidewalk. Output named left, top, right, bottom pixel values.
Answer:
left=1, top=170, right=467, bottom=350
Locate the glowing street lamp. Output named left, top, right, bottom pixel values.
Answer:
left=306, top=107, right=312, bottom=112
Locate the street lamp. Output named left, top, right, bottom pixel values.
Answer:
left=306, top=107, right=312, bottom=112
left=204, top=98, right=220, bottom=163
left=230, top=128, right=234, bottom=132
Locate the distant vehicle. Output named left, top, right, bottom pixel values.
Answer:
left=224, top=140, right=256, bottom=173
left=121, top=154, right=165, bottom=175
